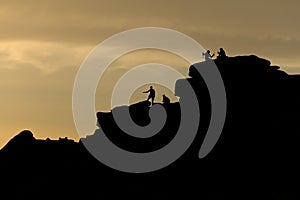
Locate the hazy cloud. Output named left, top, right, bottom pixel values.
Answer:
left=0, top=41, right=93, bottom=72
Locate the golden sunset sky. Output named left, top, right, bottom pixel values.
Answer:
left=0, top=0, right=299, bottom=148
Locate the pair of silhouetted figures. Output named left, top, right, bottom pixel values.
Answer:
left=143, top=48, right=228, bottom=104
left=203, top=48, right=227, bottom=61
left=143, top=86, right=170, bottom=105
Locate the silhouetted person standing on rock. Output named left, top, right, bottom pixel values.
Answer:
left=202, top=50, right=215, bottom=61
left=143, top=86, right=155, bottom=105
left=162, top=94, right=170, bottom=105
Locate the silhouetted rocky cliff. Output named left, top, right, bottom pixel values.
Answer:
left=1, top=55, right=299, bottom=199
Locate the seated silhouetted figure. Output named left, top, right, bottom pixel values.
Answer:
left=217, top=48, right=227, bottom=60
left=162, top=94, right=170, bottom=105
left=143, top=86, right=155, bottom=105
left=202, top=50, right=215, bottom=61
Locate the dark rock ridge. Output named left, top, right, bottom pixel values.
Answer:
left=1, top=55, right=299, bottom=199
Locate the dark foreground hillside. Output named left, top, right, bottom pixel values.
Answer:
left=0, top=55, right=299, bottom=199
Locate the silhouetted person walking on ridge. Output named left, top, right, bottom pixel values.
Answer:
left=217, top=48, right=227, bottom=60
left=162, top=94, right=170, bottom=105
left=143, top=86, right=155, bottom=105
left=202, top=50, right=215, bottom=61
